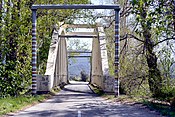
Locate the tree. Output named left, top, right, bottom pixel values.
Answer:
left=103, top=0, right=174, bottom=97
left=0, top=0, right=89, bottom=97
left=128, top=0, right=175, bottom=97
left=0, top=0, right=33, bottom=96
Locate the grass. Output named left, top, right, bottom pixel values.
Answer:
left=90, top=84, right=142, bottom=103
left=0, top=87, right=61, bottom=116
left=143, top=99, right=175, bottom=117
left=0, top=95, right=47, bottom=116
left=89, top=84, right=104, bottom=96
left=90, top=84, right=175, bottom=117
left=104, top=94, right=143, bottom=103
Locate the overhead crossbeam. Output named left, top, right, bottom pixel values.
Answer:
left=58, top=35, right=98, bottom=38
left=64, top=24, right=97, bottom=28
left=31, top=4, right=120, bottom=10
left=68, top=51, right=92, bottom=53
left=62, top=32, right=98, bottom=38
left=68, top=56, right=91, bottom=58
left=66, top=32, right=97, bottom=36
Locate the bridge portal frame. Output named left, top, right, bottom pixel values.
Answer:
left=31, top=4, right=120, bottom=96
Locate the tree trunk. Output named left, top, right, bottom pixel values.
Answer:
left=144, top=29, right=163, bottom=97
left=139, top=6, right=163, bottom=97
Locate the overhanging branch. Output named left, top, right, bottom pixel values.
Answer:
left=154, top=36, right=175, bottom=47
left=120, top=33, right=144, bottom=42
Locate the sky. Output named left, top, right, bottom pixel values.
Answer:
left=91, top=0, right=114, bottom=5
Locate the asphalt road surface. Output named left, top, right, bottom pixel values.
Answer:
left=11, top=81, right=163, bottom=117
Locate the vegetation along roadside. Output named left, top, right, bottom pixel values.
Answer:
left=90, top=84, right=175, bottom=117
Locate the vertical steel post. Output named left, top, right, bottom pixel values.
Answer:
left=114, top=9, right=120, bottom=97
left=32, top=10, right=37, bottom=95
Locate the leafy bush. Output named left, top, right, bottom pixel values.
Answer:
left=0, top=61, right=31, bottom=97
left=71, top=76, right=82, bottom=81
left=160, top=86, right=175, bottom=100
left=171, top=97, right=175, bottom=110
left=80, top=70, right=88, bottom=82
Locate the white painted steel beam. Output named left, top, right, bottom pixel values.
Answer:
left=68, top=51, right=92, bottom=53
left=58, top=35, right=98, bottom=38
left=63, top=24, right=97, bottom=28
left=66, top=32, right=97, bottom=36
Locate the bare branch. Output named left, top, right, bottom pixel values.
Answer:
left=154, top=36, right=175, bottom=46
left=120, top=6, right=132, bottom=18
left=120, top=34, right=144, bottom=42
left=120, top=37, right=128, bottom=55
left=104, top=19, right=115, bottom=29
left=120, top=0, right=132, bottom=18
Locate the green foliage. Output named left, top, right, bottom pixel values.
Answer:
left=0, top=0, right=32, bottom=97
left=129, top=0, right=175, bottom=97
left=160, top=86, right=175, bottom=100
left=143, top=100, right=175, bottom=117
left=36, top=0, right=90, bottom=74
left=171, top=97, right=175, bottom=110
left=105, top=26, right=115, bottom=76
left=157, top=45, right=175, bottom=91
left=80, top=70, right=88, bottom=82
left=119, top=47, right=149, bottom=95
left=0, top=0, right=89, bottom=97
left=90, top=84, right=104, bottom=96
left=109, top=0, right=175, bottom=98
left=0, top=95, right=46, bottom=115
left=130, top=0, right=174, bottom=40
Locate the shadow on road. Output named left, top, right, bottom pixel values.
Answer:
left=12, top=81, right=162, bottom=117
left=13, top=102, right=161, bottom=117
left=63, top=87, right=94, bottom=94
